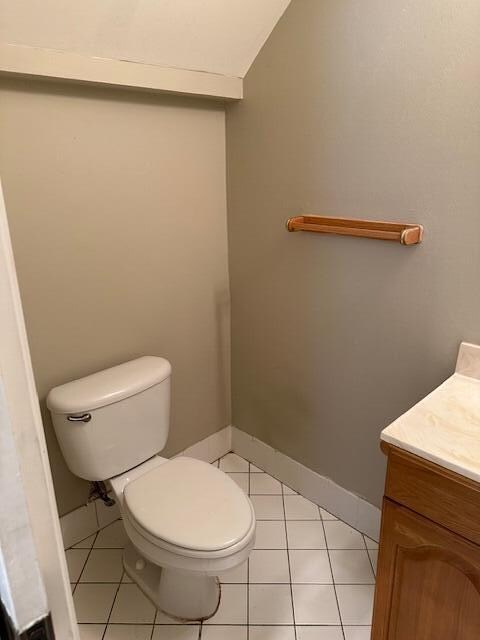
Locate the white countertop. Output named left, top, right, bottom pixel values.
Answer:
left=381, top=342, right=480, bottom=483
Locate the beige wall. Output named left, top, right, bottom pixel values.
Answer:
left=226, top=0, right=480, bottom=506
left=0, top=77, right=230, bottom=516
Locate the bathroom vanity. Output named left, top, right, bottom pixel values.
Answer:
left=371, top=342, right=480, bottom=640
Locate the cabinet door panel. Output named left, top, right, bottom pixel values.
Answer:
left=372, top=499, right=480, bottom=640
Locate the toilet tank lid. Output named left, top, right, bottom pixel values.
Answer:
left=46, top=356, right=171, bottom=414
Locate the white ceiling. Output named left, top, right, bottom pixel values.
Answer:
left=0, top=0, right=290, bottom=79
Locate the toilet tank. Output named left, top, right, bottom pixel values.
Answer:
left=46, top=356, right=172, bottom=481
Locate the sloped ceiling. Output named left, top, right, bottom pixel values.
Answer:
left=0, top=0, right=290, bottom=79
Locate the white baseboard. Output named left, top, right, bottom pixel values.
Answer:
left=60, top=425, right=233, bottom=548
left=231, top=427, right=381, bottom=541
left=181, top=425, right=232, bottom=464
left=60, top=423, right=381, bottom=548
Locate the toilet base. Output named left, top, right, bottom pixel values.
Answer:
left=123, top=542, right=221, bottom=622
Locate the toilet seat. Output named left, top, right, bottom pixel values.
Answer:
left=123, top=456, right=255, bottom=556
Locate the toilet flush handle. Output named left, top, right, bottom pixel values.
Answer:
left=67, top=413, right=92, bottom=423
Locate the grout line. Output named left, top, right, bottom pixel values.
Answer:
left=81, top=622, right=366, bottom=627
left=66, top=516, right=123, bottom=551
left=74, top=531, right=99, bottom=591
left=281, top=481, right=297, bottom=640
left=362, top=533, right=376, bottom=580
left=250, top=519, right=322, bottom=523
left=76, top=579, right=375, bottom=586
left=248, top=493, right=284, bottom=496
left=246, top=463, right=252, bottom=640
left=101, top=571, right=125, bottom=640
left=220, top=582, right=374, bottom=585
left=68, top=531, right=98, bottom=550
left=365, top=550, right=377, bottom=580
left=77, top=547, right=125, bottom=551
left=319, top=506, right=346, bottom=640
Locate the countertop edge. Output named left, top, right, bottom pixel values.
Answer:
left=380, top=431, right=480, bottom=485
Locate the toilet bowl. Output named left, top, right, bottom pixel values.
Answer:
left=110, top=455, right=255, bottom=620
left=46, top=356, right=256, bottom=622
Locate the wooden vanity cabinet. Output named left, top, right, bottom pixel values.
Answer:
left=371, top=444, right=480, bottom=640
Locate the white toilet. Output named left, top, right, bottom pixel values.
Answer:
left=47, top=356, right=255, bottom=621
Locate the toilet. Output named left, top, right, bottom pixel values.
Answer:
left=47, top=356, right=255, bottom=621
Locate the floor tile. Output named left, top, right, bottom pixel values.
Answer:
left=218, top=560, right=248, bottom=583
left=249, top=550, right=290, bottom=583
left=104, top=624, right=153, bottom=639
left=251, top=495, right=284, bottom=520
left=151, top=626, right=199, bottom=639
left=219, top=453, right=249, bottom=472
left=254, top=521, right=287, bottom=549
left=289, top=550, right=332, bottom=584
left=286, top=521, right=326, bottom=549
left=94, top=521, right=128, bottom=548
left=96, top=498, right=121, bottom=529
left=73, top=583, right=118, bottom=623
left=249, top=584, right=294, bottom=625
left=250, top=627, right=296, bottom=639
left=78, top=624, right=106, bottom=640
left=323, top=521, right=365, bottom=549
left=330, top=550, right=375, bottom=584
left=296, top=627, right=343, bottom=640
left=70, top=454, right=377, bottom=640
left=109, top=584, right=156, bottom=624
left=65, top=549, right=89, bottom=582
left=364, top=536, right=379, bottom=550
left=292, top=584, right=340, bottom=625
left=336, top=585, right=375, bottom=625
left=282, top=485, right=298, bottom=495
left=343, top=627, right=372, bottom=640
left=320, top=509, right=338, bottom=520
left=73, top=534, right=97, bottom=549
left=227, top=472, right=249, bottom=494
left=80, top=549, right=124, bottom=583
left=204, top=584, right=247, bottom=625
left=250, top=474, right=282, bottom=495
left=154, top=610, right=196, bottom=624
left=201, top=626, right=247, bottom=639
left=284, top=495, right=320, bottom=520
left=368, top=549, right=378, bottom=575
left=62, top=503, right=98, bottom=548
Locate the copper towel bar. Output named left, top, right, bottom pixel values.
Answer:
left=286, top=215, right=423, bottom=245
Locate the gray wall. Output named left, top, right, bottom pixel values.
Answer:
left=0, top=78, right=231, bottom=516
left=226, top=0, right=480, bottom=506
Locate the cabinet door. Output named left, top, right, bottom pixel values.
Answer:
left=372, top=498, right=480, bottom=640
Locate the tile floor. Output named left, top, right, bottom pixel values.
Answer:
left=67, top=453, right=377, bottom=640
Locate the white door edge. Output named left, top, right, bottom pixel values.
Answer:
left=0, top=178, right=78, bottom=638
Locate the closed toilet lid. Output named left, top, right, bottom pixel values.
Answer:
left=123, top=457, right=254, bottom=552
